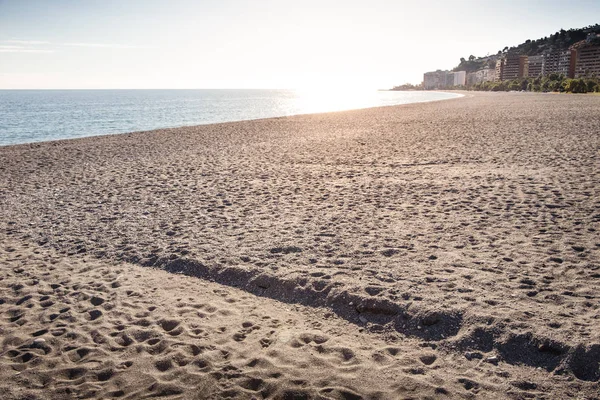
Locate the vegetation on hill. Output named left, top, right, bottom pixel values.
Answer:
left=452, top=56, right=496, bottom=73
left=452, top=24, right=600, bottom=73
left=501, top=24, right=600, bottom=56
left=471, top=75, right=600, bottom=93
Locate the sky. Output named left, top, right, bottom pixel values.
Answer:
left=0, top=0, right=599, bottom=90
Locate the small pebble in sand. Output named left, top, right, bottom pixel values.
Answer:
left=485, top=356, right=499, bottom=364
left=464, top=352, right=483, bottom=361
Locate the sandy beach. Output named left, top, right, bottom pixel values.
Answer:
left=1, top=91, right=599, bottom=399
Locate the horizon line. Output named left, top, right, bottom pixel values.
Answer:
left=0, top=87, right=395, bottom=91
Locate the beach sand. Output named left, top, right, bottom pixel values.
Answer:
left=1, top=91, right=599, bottom=399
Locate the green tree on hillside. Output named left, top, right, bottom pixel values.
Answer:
left=471, top=75, right=599, bottom=93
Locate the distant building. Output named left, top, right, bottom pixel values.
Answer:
left=423, top=70, right=449, bottom=90
left=527, top=55, right=544, bottom=77
left=485, top=67, right=497, bottom=82
left=500, top=54, right=528, bottom=80
left=423, top=70, right=466, bottom=89
left=543, top=49, right=573, bottom=77
left=495, top=59, right=504, bottom=81
left=466, top=71, right=478, bottom=86
left=452, top=71, right=466, bottom=86
left=422, top=31, right=600, bottom=86
left=445, top=72, right=455, bottom=88
left=466, top=68, right=496, bottom=86
left=572, top=35, right=600, bottom=77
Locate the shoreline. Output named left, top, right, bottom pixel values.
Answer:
left=2, top=91, right=600, bottom=398
left=0, top=90, right=463, bottom=148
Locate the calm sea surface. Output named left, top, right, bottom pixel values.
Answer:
left=0, top=89, right=459, bottom=146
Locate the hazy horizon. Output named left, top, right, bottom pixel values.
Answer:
left=1, top=0, right=599, bottom=90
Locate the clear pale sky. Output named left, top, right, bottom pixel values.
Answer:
left=1, top=0, right=598, bottom=90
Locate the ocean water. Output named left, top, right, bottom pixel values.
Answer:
left=0, top=89, right=459, bottom=146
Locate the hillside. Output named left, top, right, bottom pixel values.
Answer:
left=453, top=23, right=600, bottom=73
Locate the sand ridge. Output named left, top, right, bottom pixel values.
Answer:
left=1, top=240, right=594, bottom=399
left=1, top=91, right=600, bottom=398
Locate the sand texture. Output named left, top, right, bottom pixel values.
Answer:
left=1, top=91, right=600, bottom=399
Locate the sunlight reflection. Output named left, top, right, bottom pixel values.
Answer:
left=294, top=87, right=380, bottom=114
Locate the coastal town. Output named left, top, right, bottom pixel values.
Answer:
left=424, top=31, right=600, bottom=89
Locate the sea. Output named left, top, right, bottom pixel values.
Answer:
left=0, top=89, right=460, bottom=146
